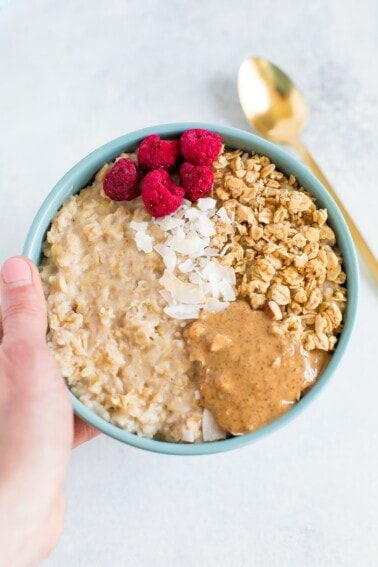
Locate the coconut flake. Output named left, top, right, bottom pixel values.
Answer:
left=154, top=244, right=177, bottom=271
left=181, top=429, right=196, bottom=443
left=167, top=231, right=208, bottom=257
left=171, top=200, right=191, bottom=219
left=154, top=216, right=185, bottom=231
left=159, top=270, right=205, bottom=304
left=164, top=304, right=201, bottom=320
left=202, top=408, right=227, bottom=441
left=218, top=280, right=236, bottom=301
left=216, top=207, right=232, bottom=224
left=130, top=221, right=148, bottom=232
left=189, top=271, right=204, bottom=285
left=172, top=225, right=186, bottom=240
left=178, top=259, right=195, bottom=273
left=203, top=299, right=230, bottom=313
left=196, top=215, right=216, bottom=237
left=200, top=261, right=236, bottom=299
left=197, top=197, right=217, bottom=212
left=160, top=290, right=173, bottom=303
left=135, top=232, right=153, bottom=253
left=202, top=260, right=236, bottom=286
left=203, top=247, right=220, bottom=257
left=184, top=208, right=202, bottom=222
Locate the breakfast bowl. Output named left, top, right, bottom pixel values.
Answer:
left=23, top=123, right=359, bottom=455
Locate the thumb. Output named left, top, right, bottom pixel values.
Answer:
left=0, top=256, right=47, bottom=346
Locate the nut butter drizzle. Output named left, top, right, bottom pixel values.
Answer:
left=186, top=301, right=330, bottom=435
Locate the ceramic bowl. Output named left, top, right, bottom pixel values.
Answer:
left=23, top=123, right=359, bottom=455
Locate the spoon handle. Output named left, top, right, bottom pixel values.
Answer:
left=292, top=138, right=378, bottom=282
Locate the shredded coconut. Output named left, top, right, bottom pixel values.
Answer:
left=131, top=197, right=236, bottom=319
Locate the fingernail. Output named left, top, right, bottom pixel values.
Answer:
left=1, top=257, right=32, bottom=286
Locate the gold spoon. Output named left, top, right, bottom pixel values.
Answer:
left=238, top=57, right=378, bottom=281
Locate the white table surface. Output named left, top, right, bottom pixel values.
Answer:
left=1, top=1, right=377, bottom=566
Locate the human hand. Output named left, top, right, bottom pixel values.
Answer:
left=0, top=257, right=98, bottom=566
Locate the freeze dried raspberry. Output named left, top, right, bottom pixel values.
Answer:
left=103, top=158, right=140, bottom=201
left=137, top=134, right=181, bottom=172
left=179, top=162, right=214, bottom=202
left=180, top=129, right=222, bottom=166
left=141, top=169, right=184, bottom=217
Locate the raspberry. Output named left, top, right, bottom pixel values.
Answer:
left=179, top=162, right=214, bottom=202
left=103, top=158, right=140, bottom=201
left=180, top=129, right=222, bottom=166
left=141, top=170, right=184, bottom=217
left=137, top=134, right=181, bottom=172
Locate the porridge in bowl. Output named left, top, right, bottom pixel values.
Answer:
left=40, top=130, right=347, bottom=443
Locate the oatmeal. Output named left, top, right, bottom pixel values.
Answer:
left=40, top=130, right=347, bottom=443
left=40, top=166, right=202, bottom=442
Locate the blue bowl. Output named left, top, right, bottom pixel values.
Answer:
left=23, top=123, right=359, bottom=455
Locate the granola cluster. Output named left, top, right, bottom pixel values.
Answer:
left=212, top=148, right=347, bottom=352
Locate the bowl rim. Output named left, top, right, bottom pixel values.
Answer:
left=23, top=122, right=359, bottom=455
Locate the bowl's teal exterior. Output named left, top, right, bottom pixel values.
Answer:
left=23, top=123, right=359, bottom=455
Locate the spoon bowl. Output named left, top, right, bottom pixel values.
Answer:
left=238, top=58, right=307, bottom=143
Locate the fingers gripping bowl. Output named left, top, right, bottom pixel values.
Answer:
left=24, top=123, right=358, bottom=455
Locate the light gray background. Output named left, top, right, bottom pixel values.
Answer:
left=1, top=1, right=377, bottom=566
